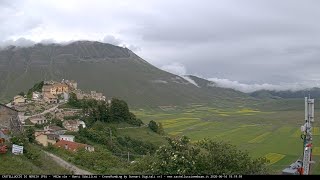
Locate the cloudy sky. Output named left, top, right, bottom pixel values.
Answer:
left=1, top=0, right=320, bottom=92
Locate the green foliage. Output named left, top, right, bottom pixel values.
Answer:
left=134, top=136, right=269, bottom=175
left=148, top=120, right=158, bottom=133
left=51, top=118, right=63, bottom=128
left=109, top=98, right=130, bottom=122
left=80, top=98, right=142, bottom=126
left=195, top=139, right=269, bottom=175
left=129, top=154, right=155, bottom=174
left=63, top=115, right=80, bottom=120
left=0, top=144, right=70, bottom=174
left=10, top=134, right=28, bottom=146
left=148, top=120, right=164, bottom=135
left=44, top=112, right=53, bottom=119
left=27, top=81, right=44, bottom=99
left=18, top=91, right=25, bottom=96
left=23, top=143, right=41, bottom=166
left=128, top=112, right=144, bottom=126
left=26, top=127, right=35, bottom=143
left=68, top=92, right=81, bottom=108
left=72, top=148, right=129, bottom=174
left=116, top=136, right=157, bottom=155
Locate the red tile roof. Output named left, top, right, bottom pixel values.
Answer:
left=54, top=140, right=88, bottom=152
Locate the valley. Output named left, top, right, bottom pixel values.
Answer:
left=132, top=101, right=320, bottom=174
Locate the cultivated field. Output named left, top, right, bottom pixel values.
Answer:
left=133, top=101, right=320, bottom=174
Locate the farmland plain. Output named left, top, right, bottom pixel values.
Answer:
left=133, top=100, right=320, bottom=174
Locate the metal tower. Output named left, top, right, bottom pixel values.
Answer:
left=282, top=96, right=315, bottom=175
left=301, top=96, right=314, bottom=175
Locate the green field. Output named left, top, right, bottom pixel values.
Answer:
left=133, top=102, right=320, bottom=174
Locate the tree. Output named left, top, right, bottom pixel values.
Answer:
left=109, top=98, right=130, bottom=122
left=128, top=112, right=143, bottom=126
left=136, top=136, right=269, bottom=175
left=150, top=136, right=199, bottom=174
left=27, top=81, right=44, bottom=99
left=51, top=118, right=63, bottom=128
left=195, top=139, right=269, bottom=175
left=26, top=127, right=35, bottom=143
left=148, top=120, right=158, bottom=133
left=68, top=92, right=81, bottom=108
left=18, top=92, right=25, bottom=96
left=148, top=120, right=163, bottom=134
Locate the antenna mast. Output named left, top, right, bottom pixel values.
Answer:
left=282, top=96, right=315, bottom=175
left=301, top=96, right=314, bottom=175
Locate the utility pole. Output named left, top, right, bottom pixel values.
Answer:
left=107, top=127, right=112, bottom=145
left=127, top=152, right=130, bottom=162
left=109, top=128, right=112, bottom=144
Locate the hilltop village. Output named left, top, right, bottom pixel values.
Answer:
left=1, top=79, right=108, bottom=152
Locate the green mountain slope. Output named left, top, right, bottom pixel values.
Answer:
left=250, top=88, right=320, bottom=99
left=0, top=41, right=250, bottom=107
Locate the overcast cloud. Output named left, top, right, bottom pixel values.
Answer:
left=1, top=0, right=320, bottom=92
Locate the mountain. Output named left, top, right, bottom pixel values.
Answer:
left=250, top=88, right=320, bottom=99
left=0, top=41, right=250, bottom=107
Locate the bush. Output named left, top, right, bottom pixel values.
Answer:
left=134, top=136, right=270, bottom=175
left=148, top=120, right=158, bottom=133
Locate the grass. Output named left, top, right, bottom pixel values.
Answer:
left=133, top=100, right=320, bottom=174
left=265, top=153, right=286, bottom=165
left=0, top=144, right=70, bottom=174
left=248, top=132, right=271, bottom=143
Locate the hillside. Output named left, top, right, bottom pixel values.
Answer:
left=0, top=41, right=250, bottom=107
left=0, top=144, right=70, bottom=174
left=250, top=88, right=320, bottom=99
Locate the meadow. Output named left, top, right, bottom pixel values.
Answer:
left=132, top=101, right=320, bottom=174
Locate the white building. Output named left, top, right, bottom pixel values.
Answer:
left=29, top=116, right=47, bottom=124
left=79, top=121, right=86, bottom=128
left=63, top=92, right=69, bottom=102
left=58, top=135, right=75, bottom=142
left=32, top=91, right=42, bottom=100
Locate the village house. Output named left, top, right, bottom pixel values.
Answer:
left=44, top=125, right=66, bottom=135
left=44, top=80, right=56, bottom=85
left=90, top=91, right=106, bottom=101
left=54, top=140, right=94, bottom=152
left=75, top=89, right=86, bottom=100
left=35, top=133, right=58, bottom=147
left=53, top=83, right=69, bottom=95
left=63, top=120, right=86, bottom=132
left=43, top=93, right=58, bottom=104
left=32, top=91, right=42, bottom=100
left=58, top=135, right=75, bottom=142
left=13, top=95, right=26, bottom=105
left=42, top=85, right=54, bottom=94
left=29, top=116, right=47, bottom=124
left=63, top=79, right=78, bottom=90
left=42, top=83, right=69, bottom=96
left=0, top=104, right=23, bottom=133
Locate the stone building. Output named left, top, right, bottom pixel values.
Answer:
left=0, top=104, right=23, bottom=133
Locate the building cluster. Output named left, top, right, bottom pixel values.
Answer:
left=12, top=79, right=77, bottom=105
left=75, top=90, right=106, bottom=101
left=35, top=125, right=94, bottom=152
left=41, top=79, right=77, bottom=104
left=0, top=79, right=113, bottom=154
